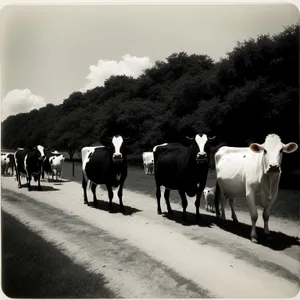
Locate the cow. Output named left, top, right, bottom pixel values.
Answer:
left=1, top=153, right=14, bottom=176
left=81, top=135, right=129, bottom=213
left=42, top=151, right=65, bottom=181
left=142, top=152, right=154, bottom=175
left=214, top=133, right=298, bottom=243
left=14, top=145, right=46, bottom=191
left=153, top=134, right=216, bottom=222
left=203, top=186, right=216, bottom=212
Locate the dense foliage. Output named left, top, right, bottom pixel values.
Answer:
left=2, top=25, right=299, bottom=173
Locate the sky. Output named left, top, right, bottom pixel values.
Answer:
left=0, top=3, right=299, bottom=121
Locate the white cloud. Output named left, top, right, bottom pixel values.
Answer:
left=80, top=54, right=153, bottom=92
left=1, top=89, right=47, bottom=121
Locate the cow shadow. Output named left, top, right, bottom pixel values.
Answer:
left=214, top=218, right=300, bottom=251
left=86, top=198, right=141, bottom=216
left=43, top=179, right=71, bottom=184
left=18, top=183, right=60, bottom=192
left=162, top=209, right=214, bottom=228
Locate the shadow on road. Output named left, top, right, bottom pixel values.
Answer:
left=42, top=179, right=72, bottom=183
left=214, top=218, right=300, bottom=251
left=162, top=209, right=214, bottom=228
left=17, top=184, right=60, bottom=192
left=162, top=209, right=299, bottom=250
left=86, top=198, right=141, bottom=216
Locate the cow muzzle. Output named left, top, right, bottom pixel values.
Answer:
left=196, top=152, right=208, bottom=163
left=266, top=164, right=281, bottom=174
left=112, top=153, right=123, bottom=163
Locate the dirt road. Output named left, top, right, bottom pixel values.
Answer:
left=1, top=176, right=300, bottom=298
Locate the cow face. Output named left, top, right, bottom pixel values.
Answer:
left=186, top=134, right=216, bottom=163
left=249, top=134, right=298, bottom=174
left=36, top=145, right=46, bottom=161
left=108, top=135, right=129, bottom=163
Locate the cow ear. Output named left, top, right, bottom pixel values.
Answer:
left=283, top=142, right=298, bottom=154
left=249, top=143, right=263, bottom=153
left=185, top=136, right=194, bottom=143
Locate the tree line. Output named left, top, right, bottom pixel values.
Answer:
left=2, top=24, right=299, bottom=179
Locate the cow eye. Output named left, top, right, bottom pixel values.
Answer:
left=264, top=149, right=267, bottom=154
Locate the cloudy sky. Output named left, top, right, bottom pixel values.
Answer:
left=0, top=3, right=299, bottom=120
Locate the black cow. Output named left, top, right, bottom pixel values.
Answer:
left=14, top=145, right=46, bottom=191
left=81, top=135, right=129, bottom=212
left=153, top=134, right=216, bottom=222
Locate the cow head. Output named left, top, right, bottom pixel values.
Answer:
left=105, top=135, right=129, bottom=164
left=249, top=134, right=298, bottom=174
left=186, top=134, right=216, bottom=164
left=29, top=145, right=45, bottom=161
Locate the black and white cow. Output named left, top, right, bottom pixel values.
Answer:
left=153, top=134, right=216, bottom=222
left=14, top=145, right=46, bottom=191
left=41, top=150, right=65, bottom=181
left=81, top=135, right=129, bottom=212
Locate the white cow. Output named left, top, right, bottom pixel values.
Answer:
left=203, top=186, right=216, bottom=212
left=214, top=134, right=298, bottom=243
left=142, top=152, right=154, bottom=175
left=1, top=153, right=14, bottom=176
left=49, top=154, right=65, bottom=181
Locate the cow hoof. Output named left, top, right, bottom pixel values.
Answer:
left=28, top=188, right=31, bottom=191
left=251, top=237, right=258, bottom=244
left=157, top=210, right=162, bottom=215
left=167, top=209, right=174, bottom=215
left=18, top=185, right=22, bottom=189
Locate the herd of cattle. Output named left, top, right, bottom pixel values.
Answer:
left=1, top=132, right=298, bottom=243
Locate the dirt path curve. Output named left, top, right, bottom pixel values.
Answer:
left=1, top=177, right=300, bottom=298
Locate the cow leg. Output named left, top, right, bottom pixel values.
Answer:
left=246, top=193, right=258, bottom=243
left=164, top=188, right=173, bottom=214
left=91, top=183, right=98, bottom=207
left=16, top=171, right=22, bottom=188
left=117, top=182, right=125, bottom=213
left=82, top=172, right=88, bottom=204
left=178, top=190, right=188, bottom=222
left=27, top=174, right=32, bottom=191
left=262, top=202, right=273, bottom=241
left=229, top=197, right=238, bottom=223
left=156, top=185, right=162, bottom=215
left=37, top=175, right=42, bottom=191
left=215, top=182, right=226, bottom=220
left=106, top=184, right=114, bottom=213
left=205, top=200, right=208, bottom=211
left=195, top=186, right=204, bottom=221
